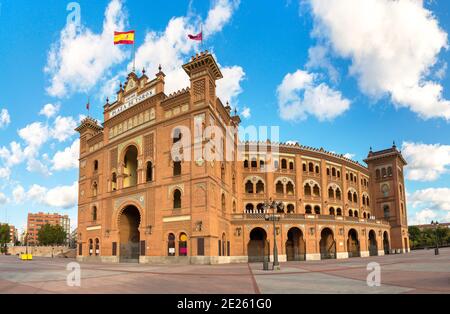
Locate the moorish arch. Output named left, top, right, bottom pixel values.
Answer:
left=122, top=145, right=139, bottom=188
left=319, top=228, right=336, bottom=259
left=247, top=227, right=269, bottom=263
left=118, top=204, right=141, bottom=262
left=285, top=227, right=306, bottom=261
left=368, top=230, right=378, bottom=256
left=347, top=229, right=360, bottom=258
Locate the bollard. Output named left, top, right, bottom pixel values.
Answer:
left=263, top=256, right=269, bottom=271
left=435, top=248, right=439, bottom=255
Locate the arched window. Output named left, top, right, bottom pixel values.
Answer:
left=89, top=239, right=93, bottom=256
left=92, top=182, right=98, bottom=197
left=173, top=160, right=181, bottom=176
left=123, top=146, right=138, bottom=187
left=387, top=167, right=392, bottom=176
left=383, top=205, right=390, bottom=218
left=257, top=203, right=264, bottom=213
left=304, top=184, right=311, bottom=196
left=92, top=206, right=97, bottom=221
left=289, top=161, right=294, bottom=170
left=313, top=184, right=320, bottom=196
left=327, top=168, right=330, bottom=176
left=245, top=180, right=254, bottom=193
left=173, top=128, right=182, bottom=143
left=346, top=173, right=349, bottom=180
left=376, top=169, right=381, bottom=179
left=179, top=233, right=188, bottom=256
left=314, top=206, right=321, bottom=215
left=244, top=160, right=249, bottom=168
left=232, top=201, right=236, bottom=213
left=276, top=181, right=284, bottom=194
left=305, top=205, right=312, bottom=214
left=281, top=159, right=287, bottom=169
left=336, top=188, right=341, bottom=200
left=329, top=207, right=335, bottom=215
left=221, top=194, right=226, bottom=212
left=303, top=164, right=307, bottom=172
left=337, top=170, right=341, bottom=178
left=362, top=195, right=366, bottom=205
left=95, top=238, right=100, bottom=256
left=315, top=165, right=320, bottom=174
left=328, top=187, right=334, bottom=199
left=256, top=180, right=264, bottom=194
left=168, top=233, right=176, bottom=256
left=287, top=204, right=295, bottom=213
left=309, top=162, right=314, bottom=172
left=353, top=192, right=358, bottom=203
left=246, top=203, right=254, bottom=213
left=382, top=168, right=387, bottom=178
left=336, top=208, right=342, bottom=216
left=260, top=160, right=265, bottom=169
left=146, top=161, right=153, bottom=182
left=111, top=172, right=117, bottom=191
left=363, top=212, right=367, bottom=218
left=173, top=189, right=181, bottom=209
left=251, top=157, right=257, bottom=168
left=348, top=191, right=352, bottom=202
left=286, top=182, right=294, bottom=195
left=350, top=173, right=354, bottom=181
left=94, top=160, right=99, bottom=171
left=349, top=209, right=353, bottom=217
left=354, top=210, right=359, bottom=217
left=274, top=160, right=279, bottom=169
left=332, top=168, right=336, bottom=177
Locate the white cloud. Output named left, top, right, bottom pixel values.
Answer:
left=409, top=188, right=450, bottom=211
left=307, top=0, right=450, bottom=120
left=241, top=106, right=251, bottom=119
left=18, top=122, right=49, bottom=153
left=204, top=0, right=240, bottom=35
left=20, top=182, right=78, bottom=209
left=0, top=192, right=7, bottom=205
left=217, top=66, right=245, bottom=105
left=26, top=159, right=51, bottom=176
left=52, top=139, right=80, bottom=171
left=51, top=116, right=77, bottom=142
left=0, top=142, right=25, bottom=167
left=39, top=103, right=60, bottom=118
left=0, top=109, right=11, bottom=128
left=0, top=167, right=10, bottom=179
left=12, top=185, right=26, bottom=203
left=402, top=141, right=450, bottom=181
left=45, top=0, right=128, bottom=97
left=306, top=45, right=339, bottom=83
left=343, top=153, right=355, bottom=160
left=410, top=209, right=437, bottom=225
left=277, top=69, right=350, bottom=121
left=133, top=0, right=242, bottom=96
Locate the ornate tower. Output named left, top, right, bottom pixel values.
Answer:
left=364, top=144, right=409, bottom=253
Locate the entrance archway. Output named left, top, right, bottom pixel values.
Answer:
left=247, top=228, right=269, bottom=263
left=286, top=227, right=306, bottom=261
left=368, top=230, right=378, bottom=256
left=119, top=205, right=141, bottom=261
left=383, top=231, right=390, bottom=254
left=320, top=228, right=336, bottom=259
left=347, top=229, right=360, bottom=258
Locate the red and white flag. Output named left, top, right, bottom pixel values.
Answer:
left=188, top=32, right=203, bottom=41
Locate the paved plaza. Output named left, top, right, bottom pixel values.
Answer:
left=0, top=248, right=449, bottom=294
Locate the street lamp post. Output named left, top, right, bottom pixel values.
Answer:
left=431, top=220, right=439, bottom=255
left=264, top=199, right=284, bottom=270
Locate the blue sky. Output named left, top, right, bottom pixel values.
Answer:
left=1, top=0, right=450, bottom=235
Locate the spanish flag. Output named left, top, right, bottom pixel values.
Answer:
left=114, top=31, right=135, bottom=45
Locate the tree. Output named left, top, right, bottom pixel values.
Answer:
left=37, top=224, right=67, bottom=246
left=0, top=224, right=11, bottom=254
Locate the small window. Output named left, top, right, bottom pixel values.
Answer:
left=304, top=184, right=311, bottom=196
left=92, top=206, right=97, bottom=221
left=281, top=159, right=287, bottom=169
left=314, top=206, right=320, bottom=215
left=256, top=180, right=264, bottom=194
left=286, top=181, right=294, bottom=195
left=244, top=160, right=249, bottom=168
left=305, top=205, right=312, bottom=214
left=173, top=189, right=181, bottom=209
left=173, top=160, right=181, bottom=176
left=302, top=164, right=307, bottom=172
left=94, top=160, right=99, bottom=171
left=315, top=165, right=320, bottom=174
left=276, top=181, right=284, bottom=194
left=146, top=162, right=153, bottom=182
left=245, top=180, right=254, bottom=193
left=289, top=162, right=294, bottom=170
left=251, top=158, right=257, bottom=168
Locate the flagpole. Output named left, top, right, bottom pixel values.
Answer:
left=133, top=41, right=136, bottom=73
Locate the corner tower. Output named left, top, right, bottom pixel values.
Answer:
left=364, top=144, right=409, bottom=253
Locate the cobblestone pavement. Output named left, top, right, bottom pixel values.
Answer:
left=0, top=248, right=449, bottom=294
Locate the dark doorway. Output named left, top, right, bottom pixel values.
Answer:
left=347, top=229, right=360, bottom=258
left=369, top=230, right=378, bottom=256
left=247, top=228, right=269, bottom=263
left=320, top=228, right=336, bottom=259
left=286, top=227, right=306, bottom=261
left=383, top=231, right=390, bottom=255
left=119, top=205, right=141, bottom=262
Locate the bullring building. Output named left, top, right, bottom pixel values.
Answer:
left=76, top=51, right=410, bottom=263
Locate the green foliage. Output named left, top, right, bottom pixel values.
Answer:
left=0, top=224, right=11, bottom=253
left=37, top=224, right=67, bottom=246
left=409, top=226, right=450, bottom=248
